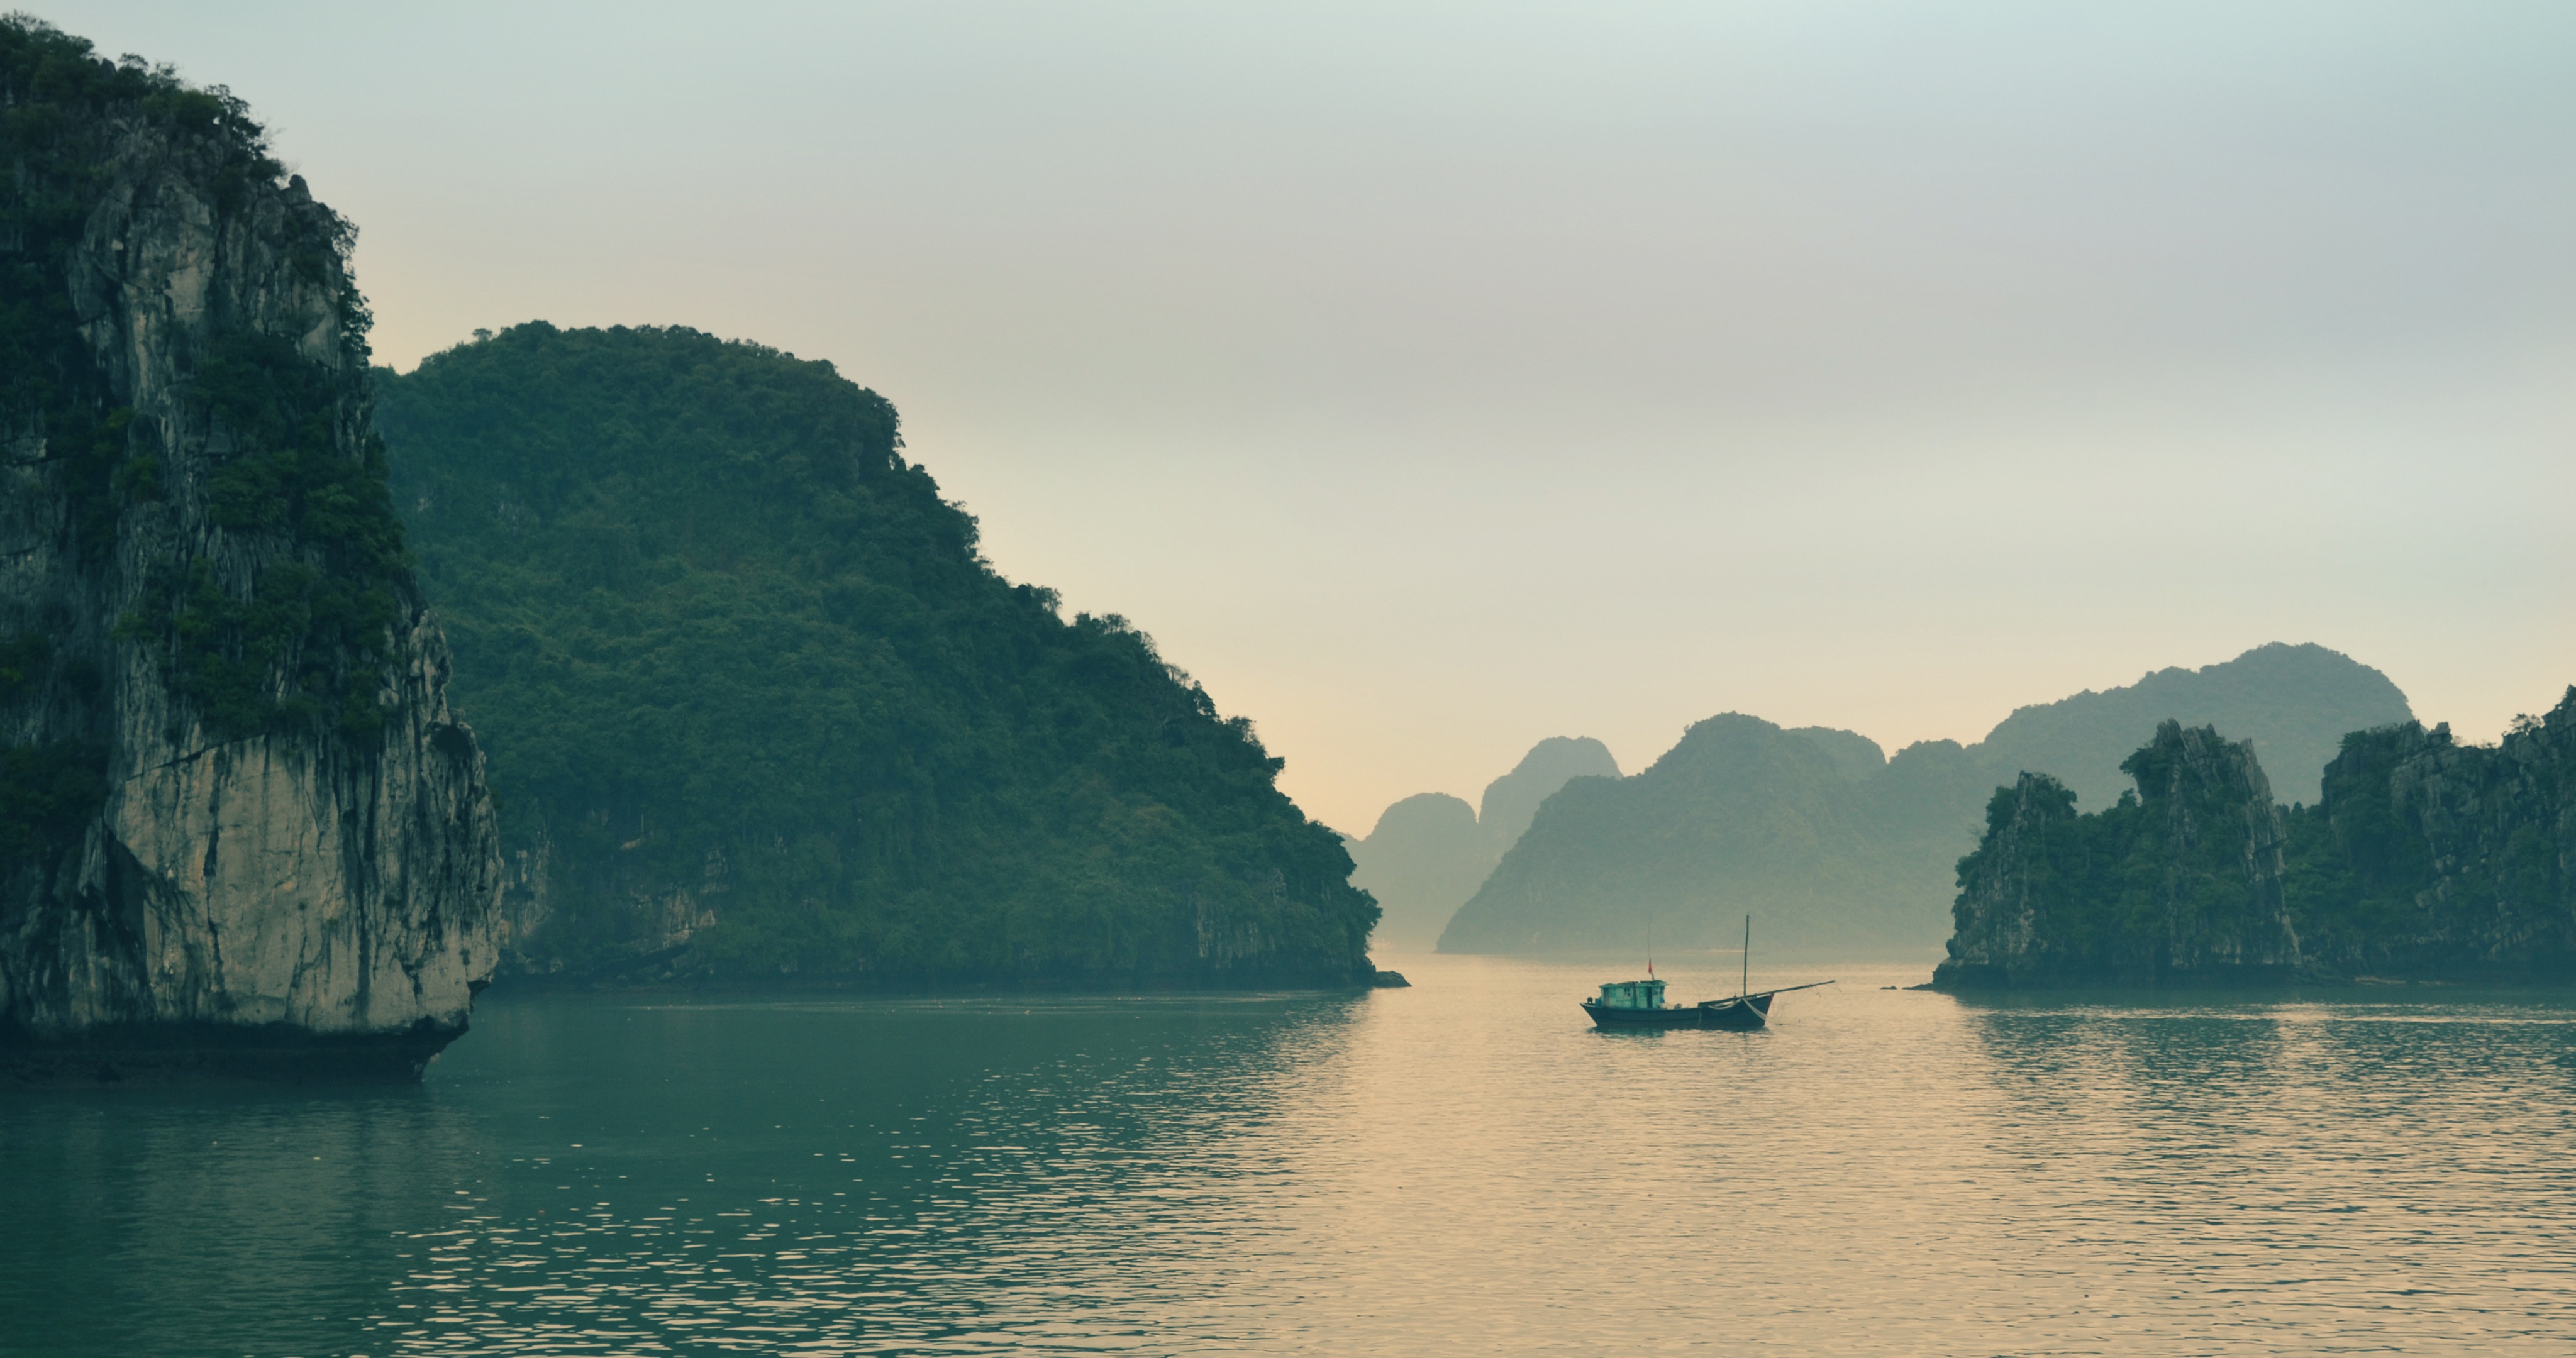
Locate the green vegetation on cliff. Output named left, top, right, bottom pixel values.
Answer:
left=2, top=24, right=272, bottom=518
left=0, top=22, right=203, bottom=863
left=1936, top=722, right=2297, bottom=986
left=375, top=323, right=1374, bottom=985
left=3, top=18, right=402, bottom=869
left=1938, top=690, right=2576, bottom=987
left=121, top=332, right=409, bottom=739
left=2280, top=694, right=2576, bottom=976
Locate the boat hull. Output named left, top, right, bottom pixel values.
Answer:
left=1581, top=994, right=1774, bottom=1031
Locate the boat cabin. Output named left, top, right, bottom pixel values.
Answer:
left=1594, top=978, right=1667, bottom=1010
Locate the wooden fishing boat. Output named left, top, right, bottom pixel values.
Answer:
left=1580, top=980, right=1833, bottom=1030
left=1580, top=915, right=1831, bottom=1031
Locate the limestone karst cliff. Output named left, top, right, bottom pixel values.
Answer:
left=374, top=323, right=1374, bottom=988
left=1935, top=692, right=2576, bottom=988
left=1934, top=722, right=2299, bottom=988
left=2282, top=689, right=2576, bottom=978
left=0, top=23, right=500, bottom=1079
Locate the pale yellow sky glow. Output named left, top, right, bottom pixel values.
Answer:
left=45, top=1, right=2576, bottom=831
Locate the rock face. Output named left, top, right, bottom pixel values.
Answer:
left=1935, top=722, right=2299, bottom=988
left=0, top=26, right=501, bottom=1079
left=2284, top=691, right=2576, bottom=978
left=1935, top=692, right=2576, bottom=988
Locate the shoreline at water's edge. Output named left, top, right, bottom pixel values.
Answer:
left=1928, top=961, right=2576, bottom=996
left=484, top=964, right=1402, bottom=1001
left=0, top=1017, right=469, bottom=1088
left=1, top=967, right=1414, bottom=1086
left=1930, top=963, right=2299, bottom=992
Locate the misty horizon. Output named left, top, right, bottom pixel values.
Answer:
left=35, top=0, right=2573, bottom=833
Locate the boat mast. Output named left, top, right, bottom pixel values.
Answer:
left=1741, top=914, right=1750, bottom=997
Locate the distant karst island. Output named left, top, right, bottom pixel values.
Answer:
left=1937, top=688, right=2576, bottom=989
left=1345, top=736, right=1619, bottom=951
left=1380, top=643, right=2414, bottom=959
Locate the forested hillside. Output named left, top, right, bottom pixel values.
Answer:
left=375, top=324, right=1374, bottom=986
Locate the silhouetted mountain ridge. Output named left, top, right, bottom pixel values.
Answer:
left=1978, top=643, right=2410, bottom=807
left=1346, top=737, right=1619, bottom=950
left=1438, top=643, right=2412, bottom=957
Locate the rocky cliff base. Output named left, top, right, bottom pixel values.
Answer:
left=1, top=1016, right=467, bottom=1085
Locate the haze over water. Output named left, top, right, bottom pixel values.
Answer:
left=35, top=2, right=2576, bottom=828
left=8, top=959, right=2574, bottom=1355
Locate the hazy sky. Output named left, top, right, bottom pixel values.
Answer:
left=46, top=2, right=2576, bottom=832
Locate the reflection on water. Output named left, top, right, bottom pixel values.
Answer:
left=8, top=957, right=2576, bottom=1354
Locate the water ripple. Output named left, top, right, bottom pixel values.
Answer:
left=8, top=959, right=2576, bottom=1354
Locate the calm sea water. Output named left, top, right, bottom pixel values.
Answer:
left=6, top=954, right=2576, bottom=1355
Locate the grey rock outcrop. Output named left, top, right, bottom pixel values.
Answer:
left=0, top=34, right=499, bottom=1079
